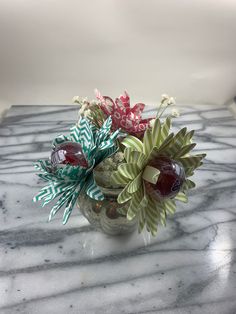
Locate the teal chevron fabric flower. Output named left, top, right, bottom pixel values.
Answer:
left=33, top=116, right=120, bottom=224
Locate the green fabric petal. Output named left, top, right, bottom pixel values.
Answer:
left=117, top=163, right=140, bottom=180
left=122, top=135, right=143, bottom=152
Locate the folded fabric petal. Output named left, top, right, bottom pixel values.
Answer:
left=95, top=90, right=154, bottom=138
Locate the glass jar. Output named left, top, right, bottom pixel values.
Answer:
left=77, top=186, right=137, bottom=235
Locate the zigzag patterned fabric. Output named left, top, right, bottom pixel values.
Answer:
left=33, top=116, right=120, bottom=224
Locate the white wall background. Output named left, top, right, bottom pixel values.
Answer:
left=0, top=0, right=236, bottom=110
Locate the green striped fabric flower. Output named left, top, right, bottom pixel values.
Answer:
left=33, top=116, right=120, bottom=224
left=112, top=117, right=206, bottom=236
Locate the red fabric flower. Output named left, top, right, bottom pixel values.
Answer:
left=95, top=90, right=153, bottom=137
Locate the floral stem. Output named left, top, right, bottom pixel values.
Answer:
left=158, top=104, right=170, bottom=119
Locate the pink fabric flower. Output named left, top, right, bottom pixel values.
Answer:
left=95, top=89, right=153, bottom=137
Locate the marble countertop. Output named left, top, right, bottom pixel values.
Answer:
left=0, top=105, right=236, bottom=314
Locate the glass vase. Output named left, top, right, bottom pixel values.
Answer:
left=77, top=186, right=137, bottom=236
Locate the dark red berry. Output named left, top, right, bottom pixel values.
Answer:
left=51, top=142, right=88, bottom=168
left=106, top=203, right=119, bottom=219
left=92, top=202, right=102, bottom=214
left=144, top=156, right=185, bottom=200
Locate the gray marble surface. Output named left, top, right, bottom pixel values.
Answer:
left=0, top=104, right=236, bottom=314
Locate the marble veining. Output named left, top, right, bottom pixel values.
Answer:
left=0, top=104, right=236, bottom=314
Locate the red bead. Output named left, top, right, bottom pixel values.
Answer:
left=51, top=142, right=88, bottom=168
left=144, top=156, right=185, bottom=200
left=106, top=203, right=119, bottom=219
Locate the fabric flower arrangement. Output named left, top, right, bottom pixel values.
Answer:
left=33, top=90, right=206, bottom=236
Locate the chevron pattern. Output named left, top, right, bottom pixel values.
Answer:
left=34, top=117, right=120, bottom=224
left=70, top=118, right=94, bottom=155
left=86, top=176, right=104, bottom=201
left=96, top=116, right=112, bottom=147
left=52, top=135, right=69, bottom=147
